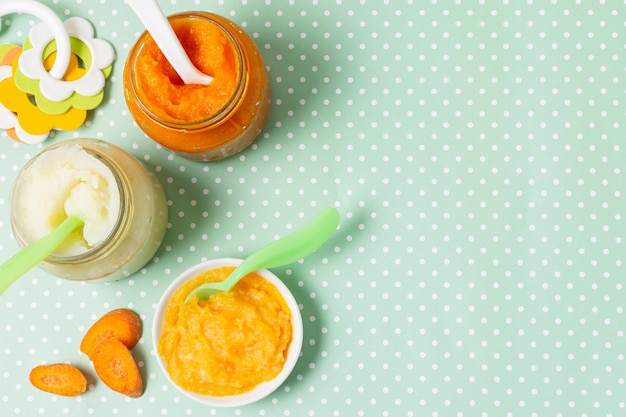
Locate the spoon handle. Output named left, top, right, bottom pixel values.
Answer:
left=0, top=215, right=83, bottom=295
left=220, top=207, right=340, bottom=291
left=126, top=0, right=213, bottom=85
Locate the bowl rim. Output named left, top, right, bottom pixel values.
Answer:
left=152, top=257, right=304, bottom=407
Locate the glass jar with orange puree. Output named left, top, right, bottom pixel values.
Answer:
left=123, top=12, right=271, bottom=161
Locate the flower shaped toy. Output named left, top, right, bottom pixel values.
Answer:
left=15, top=16, right=115, bottom=114
left=0, top=9, right=114, bottom=144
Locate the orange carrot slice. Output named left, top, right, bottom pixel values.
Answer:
left=80, top=308, right=141, bottom=359
left=92, top=338, right=143, bottom=398
left=29, top=363, right=87, bottom=396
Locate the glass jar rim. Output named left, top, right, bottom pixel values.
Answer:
left=127, top=12, right=247, bottom=131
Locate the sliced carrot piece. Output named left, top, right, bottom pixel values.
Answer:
left=92, top=338, right=143, bottom=398
left=29, top=363, right=87, bottom=396
left=80, top=308, right=141, bottom=359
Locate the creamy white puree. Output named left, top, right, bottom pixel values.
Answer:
left=14, top=144, right=121, bottom=255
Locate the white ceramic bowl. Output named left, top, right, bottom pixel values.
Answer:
left=152, top=258, right=304, bottom=407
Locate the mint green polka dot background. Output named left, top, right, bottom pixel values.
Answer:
left=1, top=0, right=625, bottom=416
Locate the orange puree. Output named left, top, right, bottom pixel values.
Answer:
left=135, top=18, right=239, bottom=122
left=157, top=267, right=293, bottom=396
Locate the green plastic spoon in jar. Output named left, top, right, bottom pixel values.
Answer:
left=186, top=208, right=340, bottom=303
left=0, top=215, right=84, bottom=295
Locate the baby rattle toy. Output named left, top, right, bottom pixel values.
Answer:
left=0, top=0, right=114, bottom=144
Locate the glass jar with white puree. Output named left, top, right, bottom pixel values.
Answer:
left=9, top=138, right=168, bottom=282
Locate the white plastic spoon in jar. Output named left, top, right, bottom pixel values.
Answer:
left=126, top=0, right=213, bottom=85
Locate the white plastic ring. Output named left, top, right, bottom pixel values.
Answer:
left=0, top=0, right=71, bottom=80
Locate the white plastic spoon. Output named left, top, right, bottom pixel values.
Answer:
left=126, top=0, right=213, bottom=85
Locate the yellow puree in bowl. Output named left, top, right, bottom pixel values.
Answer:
left=157, top=267, right=293, bottom=396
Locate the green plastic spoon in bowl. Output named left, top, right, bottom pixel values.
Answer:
left=0, top=215, right=84, bottom=295
left=186, top=207, right=340, bottom=302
